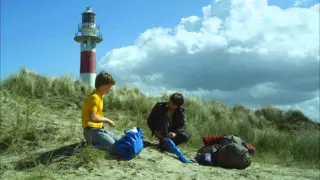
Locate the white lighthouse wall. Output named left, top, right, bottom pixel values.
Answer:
left=81, top=40, right=96, bottom=52
left=80, top=73, right=96, bottom=88
left=82, top=30, right=97, bottom=36
left=80, top=22, right=98, bottom=36
left=82, top=22, right=96, bottom=29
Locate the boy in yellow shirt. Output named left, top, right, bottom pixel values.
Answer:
left=82, top=71, right=120, bottom=153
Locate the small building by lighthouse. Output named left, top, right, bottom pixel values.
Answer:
left=74, top=7, right=103, bottom=88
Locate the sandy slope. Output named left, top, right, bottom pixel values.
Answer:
left=1, top=145, right=319, bottom=180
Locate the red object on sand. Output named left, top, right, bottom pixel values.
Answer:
left=202, top=135, right=256, bottom=153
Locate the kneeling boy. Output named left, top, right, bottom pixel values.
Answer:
left=82, top=71, right=120, bottom=153
left=147, top=93, right=190, bottom=151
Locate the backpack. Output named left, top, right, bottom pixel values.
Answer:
left=113, top=127, right=144, bottom=160
left=215, top=135, right=252, bottom=169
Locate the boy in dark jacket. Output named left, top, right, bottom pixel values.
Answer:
left=147, top=93, right=190, bottom=151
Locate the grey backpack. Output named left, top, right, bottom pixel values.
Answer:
left=215, top=135, right=252, bottom=169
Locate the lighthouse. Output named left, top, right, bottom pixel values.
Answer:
left=74, top=7, right=103, bottom=88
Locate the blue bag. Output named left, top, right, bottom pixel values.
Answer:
left=163, top=138, right=193, bottom=163
left=113, top=127, right=144, bottom=159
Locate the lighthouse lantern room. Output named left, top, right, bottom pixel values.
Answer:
left=74, top=7, right=103, bottom=88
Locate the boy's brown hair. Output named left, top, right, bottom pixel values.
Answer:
left=95, top=71, right=115, bottom=89
left=170, top=92, right=184, bottom=107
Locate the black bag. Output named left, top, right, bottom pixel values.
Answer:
left=215, top=135, right=252, bottom=169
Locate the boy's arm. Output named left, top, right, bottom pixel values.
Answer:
left=90, top=111, right=107, bottom=122
left=147, top=104, right=160, bottom=135
left=90, top=111, right=115, bottom=126
left=173, top=109, right=187, bottom=133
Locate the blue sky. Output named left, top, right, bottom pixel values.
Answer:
left=1, top=0, right=211, bottom=79
left=1, top=0, right=316, bottom=79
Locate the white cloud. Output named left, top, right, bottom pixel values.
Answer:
left=292, top=0, right=315, bottom=7
left=99, top=0, right=320, bottom=120
left=250, top=82, right=278, bottom=99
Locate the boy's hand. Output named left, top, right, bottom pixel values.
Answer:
left=104, top=119, right=115, bottom=127
left=107, top=120, right=115, bottom=127
left=168, top=132, right=176, bottom=138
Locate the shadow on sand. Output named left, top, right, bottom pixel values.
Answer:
left=14, top=143, right=80, bottom=170
left=15, top=140, right=157, bottom=171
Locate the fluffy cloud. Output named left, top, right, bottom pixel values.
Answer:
left=292, top=0, right=316, bottom=7
left=99, top=0, right=320, bottom=120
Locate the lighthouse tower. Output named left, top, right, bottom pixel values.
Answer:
left=74, top=7, right=103, bottom=88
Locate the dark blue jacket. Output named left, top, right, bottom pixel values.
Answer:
left=147, top=102, right=187, bottom=136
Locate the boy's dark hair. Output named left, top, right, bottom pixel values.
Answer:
left=95, top=71, right=115, bottom=89
left=169, top=93, right=184, bottom=107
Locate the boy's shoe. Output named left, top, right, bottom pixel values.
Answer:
left=73, top=140, right=87, bottom=155
left=158, top=140, right=175, bottom=154
left=157, top=142, right=167, bottom=152
left=79, top=139, right=86, bottom=148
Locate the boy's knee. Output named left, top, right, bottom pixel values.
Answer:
left=178, top=132, right=191, bottom=143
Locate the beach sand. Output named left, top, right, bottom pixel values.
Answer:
left=2, top=145, right=319, bottom=180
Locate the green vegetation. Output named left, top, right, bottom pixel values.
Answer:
left=0, top=68, right=319, bottom=174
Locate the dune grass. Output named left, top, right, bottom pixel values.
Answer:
left=0, top=68, right=319, bottom=169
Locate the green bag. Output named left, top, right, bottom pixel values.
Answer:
left=215, top=135, right=252, bottom=169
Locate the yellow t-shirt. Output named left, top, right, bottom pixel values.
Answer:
left=82, top=90, right=104, bottom=128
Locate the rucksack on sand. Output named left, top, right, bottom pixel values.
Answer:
left=215, top=135, right=252, bottom=169
left=113, top=127, right=144, bottom=160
